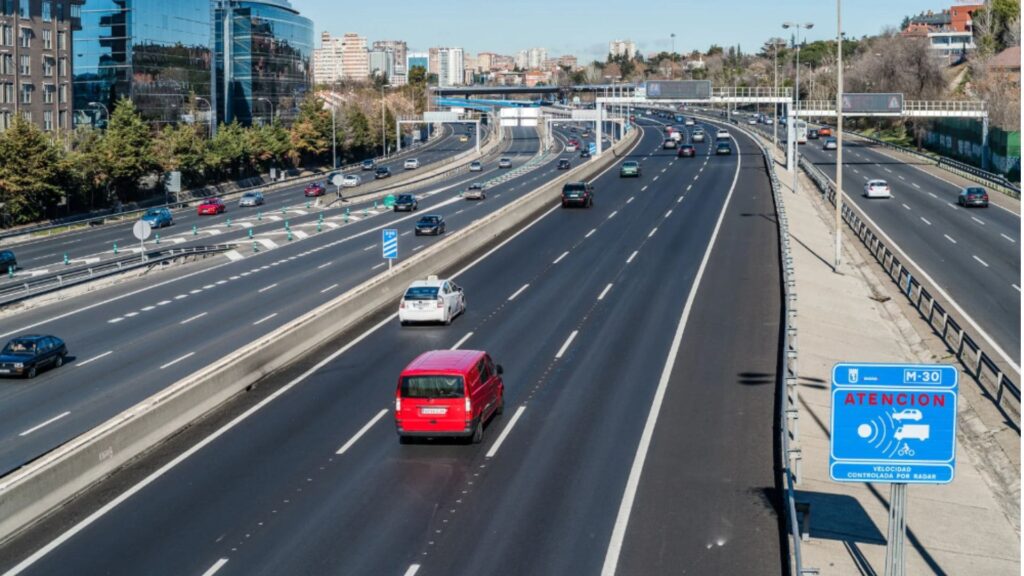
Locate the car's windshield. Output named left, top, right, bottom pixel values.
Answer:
left=564, top=183, right=587, bottom=192
left=624, top=162, right=637, bottom=168
left=3, top=340, right=36, bottom=355
left=966, top=188, right=986, bottom=195
left=145, top=209, right=162, bottom=217
left=418, top=217, right=439, bottom=225
left=404, top=286, right=439, bottom=300
left=398, top=195, right=413, bottom=202
left=401, top=375, right=464, bottom=398
left=243, top=193, right=257, bottom=198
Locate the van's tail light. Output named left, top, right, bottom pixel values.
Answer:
left=464, top=396, right=472, bottom=414
left=395, top=395, right=402, bottom=412
left=436, top=297, right=444, bottom=309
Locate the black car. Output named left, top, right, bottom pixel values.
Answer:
left=579, top=148, right=591, bottom=158
left=561, top=181, right=594, bottom=208
left=394, top=194, right=418, bottom=212
left=0, top=335, right=67, bottom=378
left=0, top=250, right=17, bottom=272
left=716, top=142, right=732, bottom=155
left=807, top=129, right=820, bottom=140
left=557, top=159, right=571, bottom=170
left=957, top=187, right=989, bottom=207
left=375, top=166, right=392, bottom=179
left=677, top=144, right=696, bottom=158
left=415, top=215, right=446, bottom=236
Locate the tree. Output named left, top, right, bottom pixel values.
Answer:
left=248, top=122, right=296, bottom=171
left=408, top=65, right=427, bottom=85
left=93, top=98, right=155, bottom=204
left=205, top=121, right=250, bottom=180
left=289, top=95, right=333, bottom=165
left=152, top=123, right=207, bottom=187
left=0, top=116, right=73, bottom=224
left=344, top=107, right=374, bottom=158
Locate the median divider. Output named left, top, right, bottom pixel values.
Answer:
left=0, top=120, right=635, bottom=545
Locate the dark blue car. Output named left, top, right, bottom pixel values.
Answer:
left=0, top=335, right=68, bottom=378
left=141, top=207, right=173, bottom=228
left=414, top=215, right=446, bottom=236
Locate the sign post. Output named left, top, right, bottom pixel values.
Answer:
left=132, top=220, right=152, bottom=262
left=382, top=228, right=398, bottom=271
left=830, top=363, right=958, bottom=576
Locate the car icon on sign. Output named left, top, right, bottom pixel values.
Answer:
left=892, top=409, right=923, bottom=422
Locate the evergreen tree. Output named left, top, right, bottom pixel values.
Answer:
left=93, top=98, right=155, bottom=203
left=0, top=116, right=73, bottom=224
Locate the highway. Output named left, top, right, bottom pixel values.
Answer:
left=1, top=123, right=481, bottom=275
left=770, top=121, right=1021, bottom=370
left=0, top=119, right=785, bottom=575
left=0, top=125, right=597, bottom=475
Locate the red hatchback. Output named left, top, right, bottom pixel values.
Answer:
left=395, top=350, right=505, bottom=444
left=304, top=182, right=326, bottom=197
left=197, top=198, right=226, bottom=215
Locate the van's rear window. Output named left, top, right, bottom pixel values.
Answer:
left=404, top=287, right=439, bottom=300
left=402, top=376, right=464, bottom=398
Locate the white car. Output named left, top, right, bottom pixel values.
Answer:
left=692, top=130, right=706, bottom=143
left=892, top=409, right=923, bottom=422
left=498, top=157, right=512, bottom=168
left=341, top=174, right=362, bottom=188
left=764, top=118, right=774, bottom=125
left=747, top=118, right=758, bottom=125
left=864, top=179, right=892, bottom=198
left=403, top=158, right=420, bottom=170
left=684, top=118, right=695, bottom=126
left=398, top=276, right=466, bottom=326
left=716, top=129, right=730, bottom=140
left=469, top=161, right=483, bottom=172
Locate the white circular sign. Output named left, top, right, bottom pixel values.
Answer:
left=133, top=219, right=152, bottom=241
left=331, top=174, right=345, bottom=187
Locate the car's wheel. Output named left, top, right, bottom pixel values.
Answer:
left=444, top=311, right=452, bottom=326
left=470, top=420, right=483, bottom=444
left=26, top=365, right=36, bottom=379
left=55, top=354, right=64, bottom=368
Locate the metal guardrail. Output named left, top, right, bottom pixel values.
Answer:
left=799, top=157, right=1021, bottom=422
left=0, top=244, right=235, bottom=307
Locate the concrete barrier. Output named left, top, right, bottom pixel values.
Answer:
left=0, top=121, right=634, bottom=544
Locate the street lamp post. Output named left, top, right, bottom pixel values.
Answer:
left=381, top=83, right=392, bottom=157
left=194, top=96, right=213, bottom=137
left=88, top=101, right=109, bottom=128
left=782, top=21, right=813, bottom=195
left=834, top=0, right=844, bottom=270
left=773, top=39, right=779, bottom=146
left=258, top=97, right=274, bottom=125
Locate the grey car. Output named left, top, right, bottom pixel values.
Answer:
left=239, top=191, right=265, bottom=207
left=498, top=158, right=512, bottom=169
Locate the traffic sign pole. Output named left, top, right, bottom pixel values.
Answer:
left=884, top=482, right=908, bottom=576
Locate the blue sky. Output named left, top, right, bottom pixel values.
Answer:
left=295, top=0, right=942, bottom=60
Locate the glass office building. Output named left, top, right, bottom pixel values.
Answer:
left=73, top=0, right=312, bottom=128
left=214, top=0, right=312, bottom=126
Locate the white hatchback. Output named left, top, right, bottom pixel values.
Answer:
left=341, top=174, right=362, bottom=188
left=716, top=129, right=730, bottom=139
left=398, top=276, right=466, bottom=325
left=404, top=158, right=420, bottom=170
left=864, top=179, right=892, bottom=198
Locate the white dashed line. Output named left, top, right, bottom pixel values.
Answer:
left=160, top=352, right=195, bottom=370
left=686, top=184, right=692, bottom=191
left=19, top=411, right=71, bottom=437
left=607, top=210, right=618, bottom=219
left=652, top=175, right=659, bottom=182
left=928, top=192, right=937, bottom=198
left=174, top=295, right=187, bottom=300
left=585, top=228, right=597, bottom=238
left=665, top=210, right=672, bottom=218
left=337, top=409, right=389, bottom=455
left=141, top=306, right=156, bottom=311
left=1001, top=234, right=1016, bottom=243
left=1014, top=284, right=1021, bottom=292
left=258, top=283, right=277, bottom=293
left=451, top=332, right=474, bottom=350
left=641, top=186, right=648, bottom=192
left=124, top=312, right=138, bottom=318
left=898, top=175, right=905, bottom=180
left=413, top=245, right=424, bottom=252
left=920, top=217, right=931, bottom=225
left=902, top=203, right=911, bottom=210
left=648, top=227, right=658, bottom=238
left=971, top=216, right=985, bottom=225
left=553, top=251, right=569, bottom=264
left=912, top=182, right=921, bottom=189
left=180, top=312, right=207, bottom=325
left=626, top=196, right=634, bottom=204
left=320, top=284, right=338, bottom=293
left=485, top=405, right=526, bottom=458
left=157, top=300, right=171, bottom=306
left=626, top=251, right=638, bottom=264
left=944, top=234, right=957, bottom=244
left=78, top=350, right=113, bottom=366
left=318, top=261, right=332, bottom=269
left=371, top=262, right=385, bottom=270
left=253, top=313, right=278, bottom=326
left=363, top=244, right=375, bottom=251
left=597, top=283, right=613, bottom=301
left=508, top=283, right=530, bottom=301
left=884, top=167, right=893, bottom=173
left=555, top=330, right=579, bottom=359
left=200, top=559, right=229, bottom=576
left=107, top=318, right=124, bottom=324
left=973, top=255, right=989, bottom=267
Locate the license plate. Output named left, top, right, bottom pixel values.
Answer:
left=420, top=407, right=447, bottom=415
left=0, top=369, right=9, bottom=374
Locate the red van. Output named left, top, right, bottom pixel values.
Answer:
left=395, top=350, right=504, bottom=444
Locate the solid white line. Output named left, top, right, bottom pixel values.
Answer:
left=180, top=312, right=207, bottom=325
left=553, top=251, right=569, bottom=264
left=0, top=122, right=652, bottom=576
left=320, top=283, right=338, bottom=293
left=602, top=120, right=742, bottom=576
left=485, top=405, right=526, bottom=458
left=253, top=313, right=278, bottom=326
left=597, top=283, right=613, bottom=301
left=336, top=408, right=389, bottom=455
left=944, top=234, right=957, bottom=244
left=626, top=251, right=638, bottom=264
left=159, top=352, right=194, bottom=370
left=19, top=411, right=71, bottom=437
left=508, top=283, right=530, bottom=301
left=555, top=330, right=579, bottom=359
left=258, top=283, right=277, bottom=293
left=317, top=261, right=332, bottom=269
left=971, top=216, right=985, bottom=225
left=78, top=351, right=113, bottom=366
left=200, top=558, right=229, bottom=576
left=403, top=565, right=421, bottom=576
left=973, top=255, right=989, bottom=268
left=585, top=228, right=597, bottom=238
left=1001, top=233, right=1016, bottom=243
left=920, top=217, right=931, bottom=226
left=607, top=210, right=618, bottom=219
left=648, top=227, right=657, bottom=238
left=451, top=331, right=474, bottom=350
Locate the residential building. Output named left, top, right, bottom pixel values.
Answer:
left=406, top=51, right=427, bottom=74
left=477, top=51, right=497, bottom=71
left=313, top=31, right=343, bottom=85
left=74, top=0, right=312, bottom=129
left=557, top=55, right=578, bottom=70
left=524, top=69, right=550, bottom=87
left=0, top=0, right=79, bottom=132
left=427, top=47, right=439, bottom=74
left=437, top=46, right=463, bottom=87
left=372, top=40, right=406, bottom=73
left=368, top=48, right=394, bottom=80
left=901, top=4, right=982, bottom=62
left=609, top=39, right=637, bottom=59
left=340, top=32, right=368, bottom=80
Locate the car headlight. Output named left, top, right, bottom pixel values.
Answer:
left=13, top=363, right=23, bottom=368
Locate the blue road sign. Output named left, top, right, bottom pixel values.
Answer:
left=830, top=363, right=958, bottom=484
left=588, top=142, right=597, bottom=155
left=382, top=229, right=398, bottom=260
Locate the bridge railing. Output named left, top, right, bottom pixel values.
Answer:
left=712, top=86, right=793, bottom=99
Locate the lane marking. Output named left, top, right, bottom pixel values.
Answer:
left=665, top=209, right=673, bottom=218
left=902, top=203, right=911, bottom=210
left=1014, top=284, right=1021, bottom=292
left=1000, top=233, right=1016, bottom=244
left=597, top=283, right=613, bottom=301
left=652, top=175, right=659, bottom=182
left=451, top=332, right=474, bottom=350
left=553, top=251, right=569, bottom=264
left=973, top=255, right=989, bottom=268
left=107, top=318, right=123, bottom=324
left=626, top=251, right=638, bottom=264
left=363, top=244, right=375, bottom=251
left=626, top=196, right=634, bottom=204
left=585, top=228, right=597, bottom=238
left=555, top=330, right=579, bottom=359
left=508, top=283, right=530, bottom=301
left=641, top=186, right=648, bottom=192
left=603, top=118, right=742, bottom=576
left=485, top=405, right=526, bottom=458
left=403, top=565, right=421, bottom=576
left=371, top=262, right=386, bottom=270
left=648, top=228, right=658, bottom=238
left=413, top=245, right=424, bottom=252
left=884, top=167, right=893, bottom=173
left=320, top=284, right=338, bottom=294
left=336, top=408, right=389, bottom=455
left=944, top=234, right=957, bottom=244
left=180, top=312, right=207, bottom=325
left=920, top=217, right=931, bottom=226
left=677, top=196, right=684, bottom=203
left=160, top=352, right=195, bottom=370
left=928, top=192, right=937, bottom=198
left=253, top=313, right=278, bottom=326
left=19, top=411, right=71, bottom=437
left=141, top=306, right=156, bottom=311
left=124, top=312, right=139, bottom=318
left=78, top=351, right=112, bottom=366
left=258, top=283, right=277, bottom=293
left=200, top=558, right=229, bottom=576
left=971, top=216, right=985, bottom=225
left=317, top=261, right=332, bottom=269
left=607, top=210, right=618, bottom=219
